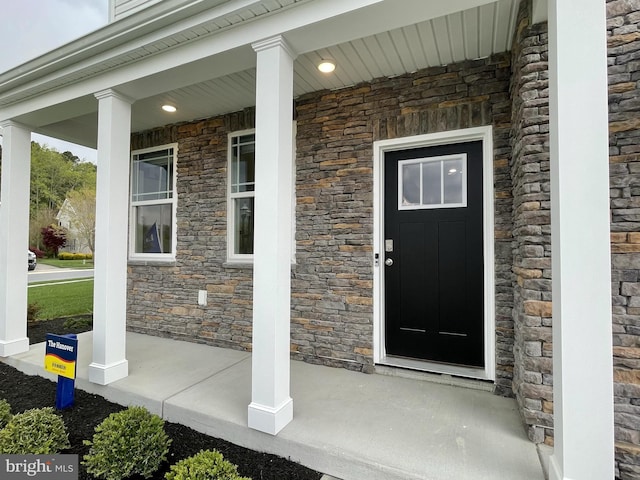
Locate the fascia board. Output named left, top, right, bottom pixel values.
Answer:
left=0, top=0, right=373, bottom=101
left=0, top=0, right=240, bottom=92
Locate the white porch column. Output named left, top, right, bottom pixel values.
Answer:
left=548, top=1, right=614, bottom=479
left=89, top=89, right=133, bottom=385
left=248, top=35, right=296, bottom=435
left=0, top=121, right=31, bottom=356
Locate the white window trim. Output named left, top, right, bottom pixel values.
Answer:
left=129, top=143, right=178, bottom=262
left=226, top=124, right=297, bottom=265
left=373, top=126, right=495, bottom=382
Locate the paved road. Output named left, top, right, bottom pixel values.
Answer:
left=28, top=264, right=94, bottom=284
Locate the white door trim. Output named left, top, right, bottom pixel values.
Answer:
left=373, top=126, right=496, bottom=381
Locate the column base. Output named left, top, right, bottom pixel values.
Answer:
left=248, top=397, right=293, bottom=435
left=88, top=359, right=128, bottom=385
left=0, top=337, right=29, bottom=357
left=549, top=455, right=563, bottom=480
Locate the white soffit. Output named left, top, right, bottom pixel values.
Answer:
left=1, top=0, right=521, bottom=145
left=294, top=0, right=519, bottom=96
left=131, top=0, right=519, bottom=131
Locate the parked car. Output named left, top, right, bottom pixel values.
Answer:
left=28, top=250, right=37, bottom=271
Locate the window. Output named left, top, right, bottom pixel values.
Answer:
left=228, top=131, right=255, bottom=261
left=227, top=126, right=297, bottom=264
left=130, top=145, right=177, bottom=260
left=398, top=154, right=467, bottom=210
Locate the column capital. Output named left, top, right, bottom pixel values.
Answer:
left=251, top=35, right=297, bottom=59
left=0, top=120, right=31, bottom=130
left=94, top=88, right=135, bottom=104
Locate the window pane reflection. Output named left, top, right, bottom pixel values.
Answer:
left=132, top=149, right=173, bottom=202
left=421, top=161, right=441, bottom=205
left=231, top=134, right=255, bottom=194
left=402, top=163, right=421, bottom=205
left=443, top=158, right=463, bottom=204
left=234, top=197, right=254, bottom=254
left=134, top=204, right=172, bottom=254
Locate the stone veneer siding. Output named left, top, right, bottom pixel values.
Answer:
left=128, top=110, right=256, bottom=352
left=509, top=1, right=553, bottom=445
left=507, top=0, right=640, bottom=477
left=294, top=54, right=514, bottom=382
left=127, top=54, right=515, bottom=386
left=608, top=0, right=640, bottom=477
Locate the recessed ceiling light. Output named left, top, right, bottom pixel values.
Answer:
left=162, top=105, right=177, bottom=113
left=317, top=60, right=336, bottom=73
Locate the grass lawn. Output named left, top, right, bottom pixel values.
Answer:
left=28, top=279, right=94, bottom=320
left=39, top=258, right=94, bottom=269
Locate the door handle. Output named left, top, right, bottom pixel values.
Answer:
left=385, top=258, right=394, bottom=267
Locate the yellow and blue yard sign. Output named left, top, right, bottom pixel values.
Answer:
left=45, top=334, right=78, bottom=380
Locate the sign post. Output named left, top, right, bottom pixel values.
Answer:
left=44, top=334, right=78, bottom=410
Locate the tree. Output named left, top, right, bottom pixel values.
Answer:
left=29, top=208, right=58, bottom=250
left=0, top=140, right=97, bottom=250
left=29, top=141, right=97, bottom=214
left=63, top=188, right=96, bottom=257
left=41, top=224, right=67, bottom=257
left=61, top=151, right=80, bottom=163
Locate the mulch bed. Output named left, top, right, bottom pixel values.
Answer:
left=0, top=317, right=322, bottom=480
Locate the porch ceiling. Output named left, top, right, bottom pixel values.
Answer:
left=0, top=0, right=527, bottom=148
left=132, top=0, right=519, bottom=131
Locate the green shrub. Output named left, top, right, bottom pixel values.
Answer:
left=58, top=252, right=93, bottom=260
left=0, top=399, right=12, bottom=429
left=165, top=450, right=251, bottom=480
left=83, top=406, right=171, bottom=480
left=63, top=315, right=93, bottom=330
left=0, top=407, right=70, bottom=454
left=27, top=303, right=41, bottom=323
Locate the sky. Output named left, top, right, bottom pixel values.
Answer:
left=0, top=0, right=110, bottom=163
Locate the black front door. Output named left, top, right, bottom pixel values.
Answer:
left=384, top=141, right=484, bottom=367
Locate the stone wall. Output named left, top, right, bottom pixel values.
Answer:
left=128, top=110, right=256, bottom=352
left=127, top=54, right=515, bottom=384
left=509, top=1, right=553, bottom=445
left=507, top=0, right=640, bottom=476
left=294, top=54, right=514, bottom=381
left=608, top=0, right=640, bottom=477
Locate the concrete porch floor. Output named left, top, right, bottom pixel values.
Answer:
left=2, top=332, right=545, bottom=480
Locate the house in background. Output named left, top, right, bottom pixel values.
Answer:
left=56, top=198, right=93, bottom=254
left=0, top=0, right=633, bottom=478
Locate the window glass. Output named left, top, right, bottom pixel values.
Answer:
left=398, top=153, right=466, bottom=210
left=230, top=135, right=255, bottom=194
left=130, top=145, right=177, bottom=259
left=443, top=158, right=464, bottom=204
left=132, top=149, right=173, bottom=202
left=401, top=163, right=421, bottom=206
left=234, top=197, right=254, bottom=255
left=421, top=161, right=441, bottom=205
left=134, top=204, right=173, bottom=254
